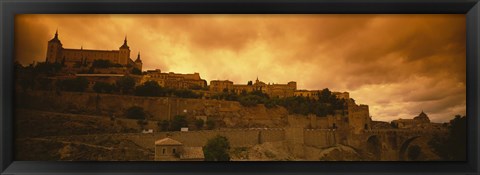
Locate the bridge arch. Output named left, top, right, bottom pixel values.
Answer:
left=366, top=135, right=382, bottom=160
left=398, top=136, right=421, bottom=160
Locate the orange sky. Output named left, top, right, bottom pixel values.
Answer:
left=14, top=14, right=466, bottom=122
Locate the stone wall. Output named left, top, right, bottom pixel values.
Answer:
left=17, top=91, right=242, bottom=122
left=303, top=129, right=337, bottom=148
left=17, top=91, right=294, bottom=128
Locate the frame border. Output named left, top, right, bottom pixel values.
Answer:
left=1, top=0, right=479, bottom=174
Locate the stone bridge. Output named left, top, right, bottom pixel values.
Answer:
left=348, top=129, right=446, bottom=161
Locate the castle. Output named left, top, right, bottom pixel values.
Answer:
left=40, top=31, right=371, bottom=133
left=45, top=30, right=142, bottom=71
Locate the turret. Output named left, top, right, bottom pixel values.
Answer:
left=118, top=36, right=130, bottom=65
left=134, top=52, right=143, bottom=71
left=46, top=29, right=63, bottom=63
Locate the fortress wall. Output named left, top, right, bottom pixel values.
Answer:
left=303, top=129, right=337, bottom=148
left=110, top=129, right=282, bottom=150
left=259, top=129, right=285, bottom=143
left=17, top=91, right=242, bottom=121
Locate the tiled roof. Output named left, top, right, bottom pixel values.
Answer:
left=155, top=138, right=183, bottom=145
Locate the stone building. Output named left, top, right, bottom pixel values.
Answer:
left=45, top=30, right=142, bottom=71
left=210, top=80, right=234, bottom=92
left=210, top=77, right=297, bottom=98
left=346, top=100, right=372, bottom=133
left=143, top=69, right=207, bottom=89
left=391, top=111, right=431, bottom=129
left=154, top=138, right=204, bottom=161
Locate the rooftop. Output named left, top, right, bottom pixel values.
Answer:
left=155, top=138, right=183, bottom=146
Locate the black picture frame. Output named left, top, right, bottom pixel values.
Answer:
left=1, top=0, right=479, bottom=174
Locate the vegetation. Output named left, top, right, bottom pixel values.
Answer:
left=131, top=68, right=142, bottom=75
left=137, top=120, right=148, bottom=129
left=125, top=106, right=147, bottom=120
left=194, top=119, right=204, bottom=130
left=158, top=120, right=170, bottom=131
left=203, top=135, right=231, bottom=161
left=134, top=80, right=164, bottom=97
left=429, top=115, right=466, bottom=161
left=206, top=119, right=215, bottom=130
left=32, top=62, right=63, bottom=75
left=170, top=115, right=188, bottom=131
left=56, top=77, right=89, bottom=92
left=116, top=76, right=136, bottom=94
left=93, top=82, right=116, bottom=93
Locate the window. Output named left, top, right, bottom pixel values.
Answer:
left=173, top=148, right=176, bottom=154
left=162, top=148, right=165, bottom=154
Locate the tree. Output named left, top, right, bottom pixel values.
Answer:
left=206, top=119, right=215, bottom=130
left=203, top=135, right=231, bottom=161
left=429, top=115, right=466, bottom=161
left=116, top=76, right=136, bottom=94
left=194, top=119, right=204, bottom=130
left=56, top=77, right=89, bottom=92
left=170, top=115, right=188, bottom=131
left=173, top=89, right=200, bottom=98
left=238, top=95, right=263, bottom=107
left=137, top=120, right=148, bottom=130
left=135, top=80, right=163, bottom=97
left=131, top=68, right=142, bottom=75
left=158, top=120, right=170, bottom=131
left=125, top=106, right=146, bottom=120
left=93, top=82, right=116, bottom=93
left=247, top=81, right=253, bottom=85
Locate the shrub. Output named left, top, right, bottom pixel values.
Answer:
left=203, top=135, right=231, bottom=161
left=131, top=68, right=142, bottom=75
left=134, top=80, right=163, bottom=97
left=56, top=77, right=89, bottom=92
left=158, top=120, right=170, bottom=131
left=116, top=76, right=136, bottom=94
left=125, top=106, right=146, bottom=120
left=206, top=119, right=215, bottom=130
left=194, top=119, right=204, bottom=130
left=93, top=82, right=116, bottom=93
left=170, top=115, right=188, bottom=131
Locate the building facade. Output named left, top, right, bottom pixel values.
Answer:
left=143, top=69, right=207, bottom=89
left=45, top=30, right=142, bottom=71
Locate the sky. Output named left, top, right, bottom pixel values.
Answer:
left=14, top=14, right=466, bottom=122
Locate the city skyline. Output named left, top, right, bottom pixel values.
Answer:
left=14, top=14, right=466, bottom=122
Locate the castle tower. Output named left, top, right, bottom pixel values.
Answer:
left=46, top=29, right=63, bottom=63
left=134, top=52, right=143, bottom=71
left=118, top=36, right=130, bottom=65
left=287, top=81, right=297, bottom=90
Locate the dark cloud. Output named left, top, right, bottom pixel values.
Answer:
left=14, top=14, right=466, bottom=122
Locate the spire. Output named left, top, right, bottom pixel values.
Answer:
left=49, top=29, right=61, bottom=43
left=135, top=52, right=142, bottom=63
left=120, top=35, right=129, bottom=49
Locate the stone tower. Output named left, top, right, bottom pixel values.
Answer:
left=134, top=52, right=143, bottom=71
left=118, top=36, right=131, bottom=65
left=46, top=29, right=63, bottom=63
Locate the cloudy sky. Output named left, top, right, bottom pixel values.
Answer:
left=14, top=14, right=466, bottom=122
